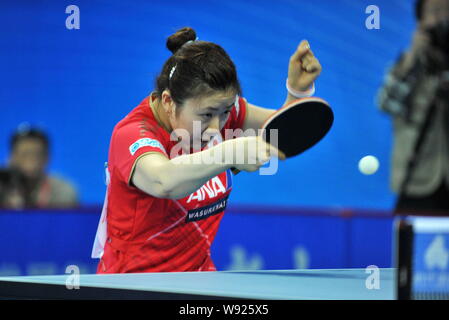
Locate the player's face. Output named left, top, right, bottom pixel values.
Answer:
left=10, top=138, right=48, bottom=180
left=172, top=89, right=236, bottom=151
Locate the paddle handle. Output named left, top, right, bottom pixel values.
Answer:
left=231, top=167, right=241, bottom=175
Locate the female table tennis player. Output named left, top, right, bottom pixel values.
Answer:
left=93, top=27, right=322, bottom=273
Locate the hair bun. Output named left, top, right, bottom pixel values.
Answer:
left=166, top=27, right=197, bottom=54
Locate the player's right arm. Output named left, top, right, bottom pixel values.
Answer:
left=131, top=136, right=284, bottom=200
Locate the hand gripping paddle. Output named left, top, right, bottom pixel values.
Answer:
left=232, top=97, right=334, bottom=174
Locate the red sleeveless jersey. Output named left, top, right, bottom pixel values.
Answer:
left=97, top=94, right=247, bottom=273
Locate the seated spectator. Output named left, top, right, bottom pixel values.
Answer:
left=0, top=127, right=78, bottom=209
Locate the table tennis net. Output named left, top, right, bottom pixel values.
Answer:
left=396, top=217, right=449, bottom=300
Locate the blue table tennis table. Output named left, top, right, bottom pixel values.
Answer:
left=0, top=268, right=395, bottom=300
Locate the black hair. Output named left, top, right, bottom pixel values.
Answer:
left=10, top=127, right=49, bottom=154
left=154, top=27, right=242, bottom=108
left=416, top=0, right=425, bottom=21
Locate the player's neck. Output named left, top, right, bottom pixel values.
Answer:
left=150, top=95, right=173, bottom=133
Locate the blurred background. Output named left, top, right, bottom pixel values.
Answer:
left=0, top=0, right=423, bottom=275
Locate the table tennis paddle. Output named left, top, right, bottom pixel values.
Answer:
left=232, top=96, right=334, bottom=174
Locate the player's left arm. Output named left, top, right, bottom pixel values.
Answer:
left=243, top=40, right=322, bottom=132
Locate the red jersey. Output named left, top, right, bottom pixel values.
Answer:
left=95, top=93, right=247, bottom=273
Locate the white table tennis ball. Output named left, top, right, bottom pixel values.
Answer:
left=358, top=155, right=379, bottom=175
